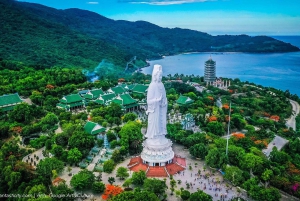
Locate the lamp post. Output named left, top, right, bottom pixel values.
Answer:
left=226, top=101, right=231, bottom=156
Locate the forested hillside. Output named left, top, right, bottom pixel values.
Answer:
left=20, top=1, right=300, bottom=58
left=0, top=0, right=299, bottom=70
left=0, top=0, right=130, bottom=69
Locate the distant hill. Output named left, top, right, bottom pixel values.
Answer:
left=1, top=0, right=299, bottom=69
left=0, top=0, right=130, bottom=69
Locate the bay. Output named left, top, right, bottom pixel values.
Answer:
left=142, top=36, right=300, bottom=96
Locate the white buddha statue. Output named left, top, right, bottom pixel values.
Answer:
left=145, top=64, right=168, bottom=139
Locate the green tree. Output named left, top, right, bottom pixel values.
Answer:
left=68, top=131, right=94, bottom=156
left=67, top=148, right=82, bottom=164
left=189, top=143, right=208, bottom=159
left=231, top=113, right=246, bottom=130
left=207, top=121, right=225, bottom=136
left=261, top=169, right=273, bottom=188
left=116, top=167, right=129, bottom=180
left=205, top=148, right=228, bottom=168
left=228, top=145, right=245, bottom=166
left=260, top=187, right=281, bottom=201
left=55, top=132, right=69, bottom=147
left=108, top=177, right=116, bottom=185
left=51, top=144, right=64, bottom=157
left=103, top=159, right=115, bottom=173
left=132, top=170, right=147, bottom=186
left=241, top=153, right=263, bottom=175
left=111, top=149, right=123, bottom=163
left=7, top=171, right=21, bottom=191
left=92, top=182, right=105, bottom=193
left=180, top=190, right=190, bottom=201
left=51, top=183, right=75, bottom=201
left=28, top=184, right=47, bottom=197
left=224, top=166, right=244, bottom=186
left=170, top=179, right=177, bottom=195
left=40, top=112, right=59, bottom=131
left=123, top=178, right=132, bottom=188
left=269, top=147, right=290, bottom=164
left=189, top=190, right=212, bottom=201
left=9, top=103, right=34, bottom=124
left=143, top=178, right=168, bottom=198
left=123, top=113, right=138, bottom=122
left=119, top=121, right=143, bottom=155
left=36, top=158, right=64, bottom=180
left=70, top=169, right=95, bottom=191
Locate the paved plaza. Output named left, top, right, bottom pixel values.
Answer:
left=57, top=142, right=245, bottom=201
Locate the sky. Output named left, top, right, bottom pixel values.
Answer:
left=20, top=0, right=300, bottom=36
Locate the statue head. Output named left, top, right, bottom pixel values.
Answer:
left=152, top=64, right=162, bottom=83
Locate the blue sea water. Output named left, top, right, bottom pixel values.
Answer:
left=142, top=36, right=300, bottom=96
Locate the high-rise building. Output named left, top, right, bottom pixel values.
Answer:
left=204, top=57, right=216, bottom=82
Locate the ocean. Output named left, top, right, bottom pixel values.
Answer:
left=142, top=36, right=300, bottom=96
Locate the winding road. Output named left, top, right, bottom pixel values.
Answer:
left=285, top=99, right=300, bottom=131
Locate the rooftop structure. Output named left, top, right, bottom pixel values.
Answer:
left=84, top=121, right=106, bottom=135
left=176, top=95, right=194, bottom=106
left=83, top=89, right=104, bottom=100
left=204, top=57, right=216, bottom=82
left=107, top=86, right=126, bottom=95
left=57, top=94, right=85, bottom=111
left=0, top=93, right=23, bottom=112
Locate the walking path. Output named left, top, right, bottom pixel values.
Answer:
left=286, top=99, right=300, bottom=131
left=262, top=135, right=289, bottom=157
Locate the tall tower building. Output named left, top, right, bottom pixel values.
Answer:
left=204, top=57, right=216, bottom=83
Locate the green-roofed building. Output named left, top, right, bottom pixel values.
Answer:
left=119, top=84, right=130, bottom=91
left=126, top=84, right=136, bottom=91
left=132, top=84, right=148, bottom=94
left=83, top=89, right=104, bottom=101
left=0, top=93, right=23, bottom=112
left=111, top=94, right=139, bottom=112
left=107, top=86, right=126, bottom=95
left=176, top=95, right=194, bottom=106
left=95, top=93, right=116, bottom=105
left=57, top=94, right=85, bottom=111
left=84, top=121, right=106, bottom=136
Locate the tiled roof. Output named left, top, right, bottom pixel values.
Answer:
left=84, top=121, right=106, bottom=135
left=110, top=94, right=138, bottom=109
left=60, top=94, right=83, bottom=104
left=119, top=84, right=129, bottom=91
left=126, top=84, right=136, bottom=90
left=132, top=84, right=148, bottom=94
left=109, top=86, right=126, bottom=95
left=0, top=93, right=22, bottom=107
left=89, top=89, right=104, bottom=99
left=119, top=94, right=137, bottom=105
left=83, top=94, right=93, bottom=100
left=176, top=95, right=194, bottom=105
left=95, top=93, right=116, bottom=105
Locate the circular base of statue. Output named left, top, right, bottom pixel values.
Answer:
left=141, top=136, right=174, bottom=166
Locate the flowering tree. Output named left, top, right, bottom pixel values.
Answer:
left=102, top=184, right=123, bottom=200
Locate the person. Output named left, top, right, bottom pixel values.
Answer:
left=145, top=64, right=168, bottom=139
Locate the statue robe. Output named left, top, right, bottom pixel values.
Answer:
left=145, top=81, right=168, bottom=139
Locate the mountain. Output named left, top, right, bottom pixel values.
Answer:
left=1, top=0, right=299, bottom=69
left=0, top=0, right=130, bottom=69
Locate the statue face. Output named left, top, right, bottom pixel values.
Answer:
left=156, top=67, right=162, bottom=82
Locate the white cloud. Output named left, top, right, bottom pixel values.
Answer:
left=119, top=0, right=215, bottom=5
left=87, top=1, right=99, bottom=4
